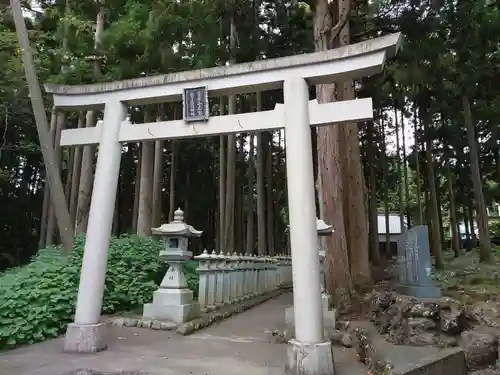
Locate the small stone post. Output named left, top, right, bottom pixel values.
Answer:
left=142, top=208, right=202, bottom=324
left=317, top=218, right=334, bottom=311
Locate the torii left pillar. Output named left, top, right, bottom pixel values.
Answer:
left=63, top=101, right=127, bottom=353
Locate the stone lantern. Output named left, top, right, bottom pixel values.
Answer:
left=142, top=208, right=202, bottom=324
left=317, top=218, right=334, bottom=311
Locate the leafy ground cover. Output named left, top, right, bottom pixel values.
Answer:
left=0, top=234, right=199, bottom=350
left=435, top=247, right=500, bottom=304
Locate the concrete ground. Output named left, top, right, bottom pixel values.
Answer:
left=0, top=293, right=367, bottom=375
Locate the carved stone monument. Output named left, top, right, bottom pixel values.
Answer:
left=143, top=208, right=202, bottom=323
left=395, top=225, right=442, bottom=298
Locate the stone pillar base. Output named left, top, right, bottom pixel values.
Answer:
left=285, top=339, right=335, bottom=375
left=63, top=322, right=107, bottom=353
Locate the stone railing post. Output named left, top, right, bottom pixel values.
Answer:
left=206, top=250, right=218, bottom=311
left=194, top=249, right=210, bottom=312
left=229, top=252, right=239, bottom=303
left=223, top=252, right=232, bottom=305
left=215, top=251, right=226, bottom=308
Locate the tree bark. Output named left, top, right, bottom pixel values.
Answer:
left=337, top=0, right=371, bottom=288
left=401, top=102, right=410, bottom=228
left=462, top=94, right=492, bottom=262
left=246, top=131, right=256, bottom=255
left=69, top=113, right=85, bottom=227
left=219, top=100, right=226, bottom=252
left=314, top=0, right=353, bottom=306
left=414, top=105, right=423, bottom=225
left=447, top=166, right=460, bottom=257
left=421, top=102, right=443, bottom=269
left=137, top=110, right=154, bottom=236
left=266, top=132, right=275, bottom=256
left=168, top=140, right=177, bottom=221
left=256, top=136, right=266, bottom=255
left=394, top=104, right=405, bottom=231
left=152, top=106, right=165, bottom=227
left=367, top=121, right=381, bottom=265
left=381, top=119, right=391, bottom=259
left=75, top=3, right=105, bottom=233
left=46, top=110, right=65, bottom=245
left=132, top=145, right=141, bottom=232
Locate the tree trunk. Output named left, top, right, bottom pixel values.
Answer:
left=137, top=110, right=154, bottom=236
left=219, top=100, right=226, bottom=252
left=367, top=121, right=381, bottom=265
left=337, top=0, right=371, bottom=288
left=447, top=167, right=460, bottom=257
left=401, top=100, right=410, bottom=228
left=46, top=110, right=66, bottom=245
left=462, top=94, right=492, bottom=262
left=39, top=108, right=58, bottom=248
left=381, top=118, right=391, bottom=259
left=246, top=131, right=256, bottom=255
left=256, top=135, right=266, bottom=255
left=222, top=13, right=237, bottom=254
left=314, top=0, right=353, bottom=306
left=266, top=132, right=275, bottom=256
left=152, top=106, right=165, bottom=227
left=421, top=102, right=443, bottom=269
left=394, top=104, right=405, bottom=231
left=75, top=4, right=105, bottom=233
left=414, top=105, right=423, bottom=225
left=69, top=113, right=85, bottom=227
left=168, top=141, right=177, bottom=221
left=132, top=145, right=141, bottom=232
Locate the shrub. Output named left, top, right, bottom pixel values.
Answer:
left=489, top=220, right=500, bottom=245
left=0, top=234, right=167, bottom=349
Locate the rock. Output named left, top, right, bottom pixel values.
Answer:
left=341, top=333, right=353, bottom=348
left=160, top=321, right=176, bottom=330
left=407, top=331, right=438, bottom=346
left=327, top=329, right=344, bottom=344
left=112, top=318, right=125, bottom=327
left=138, top=319, right=152, bottom=329
left=469, top=368, right=500, bottom=375
left=442, top=310, right=467, bottom=335
left=459, top=327, right=499, bottom=370
left=436, top=334, right=459, bottom=348
left=468, top=301, right=500, bottom=329
left=408, top=317, right=437, bottom=331
left=176, top=322, right=195, bottom=335
left=123, top=318, right=138, bottom=327
left=151, top=320, right=162, bottom=330
left=407, top=300, right=440, bottom=320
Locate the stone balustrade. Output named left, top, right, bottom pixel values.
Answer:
left=194, top=250, right=292, bottom=312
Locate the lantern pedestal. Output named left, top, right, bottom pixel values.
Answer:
left=143, top=290, right=200, bottom=323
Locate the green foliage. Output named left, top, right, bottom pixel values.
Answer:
left=0, top=234, right=198, bottom=350
left=434, top=248, right=500, bottom=303
left=489, top=220, right=500, bottom=244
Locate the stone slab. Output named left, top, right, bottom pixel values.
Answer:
left=390, top=347, right=467, bottom=375
left=285, top=339, right=335, bottom=375
left=63, top=322, right=108, bottom=353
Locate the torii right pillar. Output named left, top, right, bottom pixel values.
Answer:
left=284, top=77, right=334, bottom=375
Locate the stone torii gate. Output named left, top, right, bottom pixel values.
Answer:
left=46, top=32, right=401, bottom=375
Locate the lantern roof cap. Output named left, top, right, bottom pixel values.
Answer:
left=151, top=208, right=203, bottom=237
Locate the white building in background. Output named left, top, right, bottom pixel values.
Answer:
left=377, top=213, right=407, bottom=243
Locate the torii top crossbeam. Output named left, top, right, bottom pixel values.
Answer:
left=45, top=33, right=402, bottom=110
